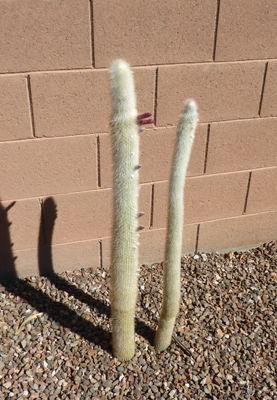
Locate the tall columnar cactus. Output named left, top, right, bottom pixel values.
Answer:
left=154, top=99, right=198, bottom=352
left=109, top=59, right=140, bottom=361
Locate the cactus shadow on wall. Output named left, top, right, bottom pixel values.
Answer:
left=0, top=197, right=155, bottom=350
left=0, top=197, right=112, bottom=353
left=0, top=200, right=17, bottom=281
left=39, top=197, right=155, bottom=346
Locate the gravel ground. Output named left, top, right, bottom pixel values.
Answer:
left=0, top=241, right=276, bottom=400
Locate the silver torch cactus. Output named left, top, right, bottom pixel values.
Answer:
left=109, top=59, right=153, bottom=361
left=154, top=99, right=198, bottom=352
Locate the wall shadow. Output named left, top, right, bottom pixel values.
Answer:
left=0, top=200, right=17, bottom=280
left=0, top=197, right=112, bottom=353
left=0, top=197, right=155, bottom=352
left=38, top=197, right=155, bottom=345
left=39, top=198, right=111, bottom=314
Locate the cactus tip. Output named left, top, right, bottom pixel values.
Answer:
left=110, top=58, right=130, bottom=72
left=184, top=98, right=198, bottom=118
left=184, top=98, right=197, bottom=108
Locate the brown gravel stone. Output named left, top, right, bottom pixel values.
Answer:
left=0, top=241, right=277, bottom=399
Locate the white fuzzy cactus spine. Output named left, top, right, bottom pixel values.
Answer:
left=154, top=99, right=198, bottom=352
left=109, top=59, right=140, bottom=361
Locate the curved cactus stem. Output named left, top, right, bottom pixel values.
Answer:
left=154, top=99, right=198, bottom=353
left=109, top=59, right=140, bottom=361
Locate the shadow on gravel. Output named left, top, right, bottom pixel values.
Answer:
left=0, top=197, right=155, bottom=354
left=2, top=276, right=113, bottom=352
left=0, top=197, right=112, bottom=354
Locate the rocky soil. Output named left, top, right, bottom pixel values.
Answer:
left=0, top=241, right=276, bottom=400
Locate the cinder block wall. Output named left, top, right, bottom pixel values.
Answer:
left=1, top=0, right=277, bottom=279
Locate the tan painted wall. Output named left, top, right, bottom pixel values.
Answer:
left=1, top=0, right=277, bottom=279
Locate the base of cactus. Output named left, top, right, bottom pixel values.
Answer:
left=112, top=310, right=135, bottom=361
left=154, top=316, right=176, bottom=352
